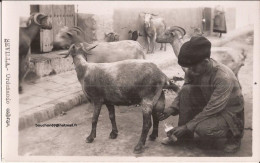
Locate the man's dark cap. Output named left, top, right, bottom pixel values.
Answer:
left=178, top=36, right=211, bottom=67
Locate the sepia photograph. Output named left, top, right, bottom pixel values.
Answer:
left=1, top=0, right=260, bottom=162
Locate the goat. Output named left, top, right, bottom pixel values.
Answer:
left=104, top=32, right=119, bottom=42
left=156, top=26, right=247, bottom=77
left=54, top=27, right=146, bottom=61
left=19, top=13, right=52, bottom=93
left=53, top=26, right=84, bottom=50
left=61, top=43, right=179, bottom=154
left=140, top=12, right=167, bottom=54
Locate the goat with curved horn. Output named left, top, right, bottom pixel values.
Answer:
left=156, top=26, right=186, bottom=59
left=33, top=13, right=48, bottom=26
left=53, top=26, right=85, bottom=50
left=19, top=13, right=52, bottom=93
left=169, top=26, right=186, bottom=36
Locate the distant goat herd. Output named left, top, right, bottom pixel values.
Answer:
left=19, top=12, right=247, bottom=154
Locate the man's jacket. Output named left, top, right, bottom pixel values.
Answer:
left=171, top=59, right=244, bottom=138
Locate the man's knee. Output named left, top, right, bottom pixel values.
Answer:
left=194, top=117, right=229, bottom=139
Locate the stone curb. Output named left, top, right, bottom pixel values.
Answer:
left=19, top=92, right=87, bottom=130
left=19, top=57, right=177, bottom=131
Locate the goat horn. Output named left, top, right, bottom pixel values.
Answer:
left=59, top=51, right=68, bottom=55
left=58, top=51, right=70, bottom=58
left=69, top=26, right=84, bottom=34
left=151, top=13, right=158, bottom=16
left=63, top=44, right=76, bottom=58
left=81, top=43, right=98, bottom=54
left=33, top=13, right=47, bottom=26
left=169, top=26, right=186, bottom=36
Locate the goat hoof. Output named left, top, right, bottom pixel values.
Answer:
left=86, top=136, right=94, bottom=143
left=149, top=134, right=157, bottom=141
left=109, top=131, right=118, bottom=139
left=133, top=145, right=144, bottom=154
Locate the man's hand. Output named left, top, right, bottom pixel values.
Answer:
left=172, top=125, right=189, bottom=138
left=158, top=107, right=177, bottom=121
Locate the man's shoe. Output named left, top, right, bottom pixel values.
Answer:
left=224, top=137, right=241, bottom=153
left=161, top=137, right=175, bottom=145
left=161, top=136, right=191, bottom=146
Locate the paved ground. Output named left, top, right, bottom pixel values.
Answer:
left=18, top=100, right=252, bottom=157
left=19, top=35, right=253, bottom=157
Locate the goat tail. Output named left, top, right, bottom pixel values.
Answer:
left=163, top=79, right=180, bottom=92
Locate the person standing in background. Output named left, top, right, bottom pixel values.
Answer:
left=213, top=5, right=227, bottom=38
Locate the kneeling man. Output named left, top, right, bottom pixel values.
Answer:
left=159, top=36, right=244, bottom=153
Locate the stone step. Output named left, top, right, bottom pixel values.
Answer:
left=26, top=50, right=74, bottom=81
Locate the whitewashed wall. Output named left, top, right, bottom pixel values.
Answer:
left=18, top=1, right=258, bottom=29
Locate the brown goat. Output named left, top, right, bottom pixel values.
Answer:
left=62, top=43, right=179, bottom=154
left=19, top=13, right=52, bottom=93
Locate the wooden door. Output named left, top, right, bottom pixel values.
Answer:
left=39, top=5, right=53, bottom=52
left=65, top=5, right=75, bottom=28
left=203, top=8, right=212, bottom=33
left=52, top=5, right=66, bottom=42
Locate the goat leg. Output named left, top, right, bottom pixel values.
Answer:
left=160, top=43, right=163, bottom=51
left=146, top=37, right=151, bottom=54
left=134, top=101, right=152, bottom=154
left=19, top=52, right=30, bottom=94
left=149, top=110, right=159, bottom=141
left=149, top=92, right=165, bottom=141
left=86, top=102, right=102, bottom=143
left=151, top=36, right=156, bottom=53
left=106, top=104, right=118, bottom=139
